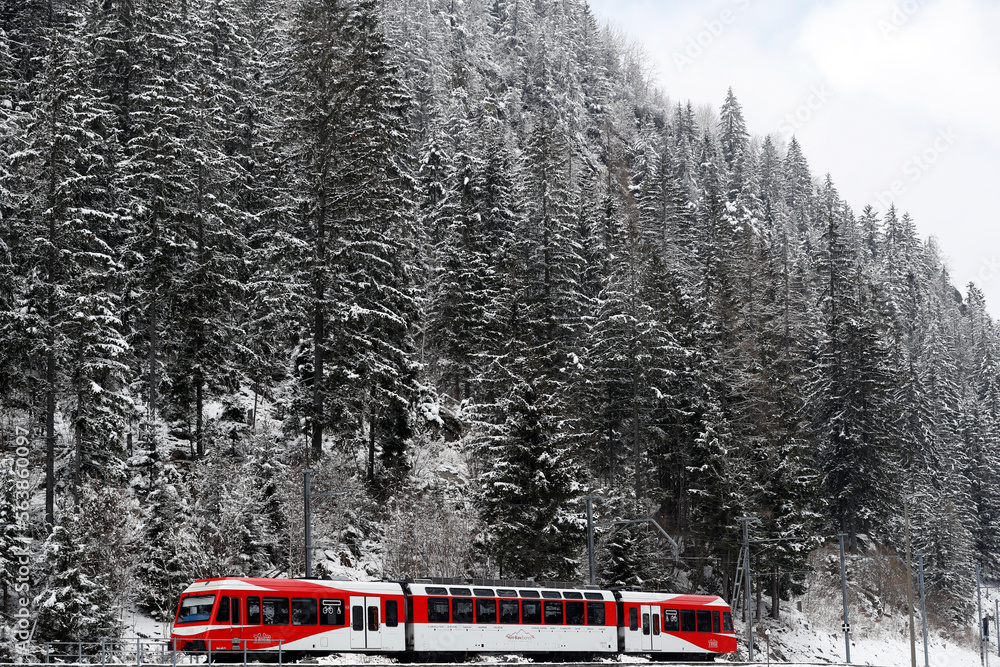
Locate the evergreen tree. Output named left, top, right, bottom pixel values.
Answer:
left=476, top=378, right=584, bottom=580
left=33, top=523, right=122, bottom=643
left=137, top=459, right=205, bottom=620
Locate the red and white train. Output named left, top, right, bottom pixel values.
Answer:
left=170, top=577, right=736, bottom=662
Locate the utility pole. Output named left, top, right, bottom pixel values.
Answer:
left=304, top=470, right=312, bottom=578
left=904, top=495, right=917, bottom=667
left=918, top=554, right=928, bottom=667
left=839, top=533, right=851, bottom=664
left=739, top=517, right=755, bottom=662
left=586, top=496, right=597, bottom=586
left=303, top=470, right=348, bottom=579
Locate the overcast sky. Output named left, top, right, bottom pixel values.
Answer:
left=586, top=0, right=1000, bottom=312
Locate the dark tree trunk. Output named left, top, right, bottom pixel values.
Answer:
left=311, top=188, right=326, bottom=457
left=368, top=386, right=378, bottom=484
left=771, top=570, right=780, bottom=619
left=195, top=377, right=204, bottom=457
left=632, top=357, right=641, bottom=504
left=149, top=294, right=158, bottom=447
left=73, top=418, right=81, bottom=505
left=45, top=346, right=55, bottom=528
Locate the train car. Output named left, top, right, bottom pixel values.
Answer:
left=405, top=582, right=617, bottom=660
left=170, top=577, right=737, bottom=662
left=170, top=577, right=406, bottom=659
left=617, top=591, right=737, bottom=660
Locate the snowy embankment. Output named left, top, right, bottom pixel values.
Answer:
left=741, top=587, right=994, bottom=666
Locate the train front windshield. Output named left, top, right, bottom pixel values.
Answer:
left=176, top=595, right=216, bottom=624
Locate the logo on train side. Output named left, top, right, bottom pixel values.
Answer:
left=708, top=639, right=718, bottom=649
left=253, top=633, right=272, bottom=644
left=506, top=629, right=535, bottom=640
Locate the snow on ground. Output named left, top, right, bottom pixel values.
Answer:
left=121, top=608, right=170, bottom=639
left=740, top=587, right=996, bottom=666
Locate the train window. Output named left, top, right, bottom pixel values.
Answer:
left=500, top=599, right=519, bottom=624
left=663, top=608, right=679, bottom=632
left=642, top=612, right=650, bottom=635
left=177, top=595, right=216, bottom=624
left=426, top=587, right=448, bottom=595
left=320, top=599, right=345, bottom=626
left=628, top=607, right=638, bottom=631
left=231, top=598, right=241, bottom=625
left=292, top=598, right=317, bottom=626
left=476, top=599, right=497, bottom=624
left=352, top=606, right=363, bottom=631
left=565, top=601, right=585, bottom=625
left=498, top=589, right=518, bottom=598
left=680, top=609, right=695, bottom=632
left=368, top=605, right=379, bottom=631
left=450, top=587, right=472, bottom=597
left=586, top=601, right=605, bottom=626
left=386, top=601, right=398, bottom=628
left=541, top=591, right=562, bottom=599
left=473, top=588, right=495, bottom=597
left=544, top=601, right=564, bottom=625
left=712, top=610, right=720, bottom=633
left=216, top=596, right=230, bottom=623
left=584, top=592, right=604, bottom=601
left=722, top=611, right=733, bottom=633
left=563, top=592, right=583, bottom=600
left=427, top=598, right=450, bottom=623
left=247, top=597, right=261, bottom=625
left=406, top=597, right=412, bottom=623
left=519, top=590, right=540, bottom=598
left=452, top=598, right=474, bottom=623
left=652, top=614, right=660, bottom=636
left=522, top=600, right=542, bottom=624
left=262, top=598, right=289, bottom=625
left=696, top=610, right=712, bottom=633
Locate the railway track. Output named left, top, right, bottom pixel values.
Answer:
left=0, top=662, right=872, bottom=667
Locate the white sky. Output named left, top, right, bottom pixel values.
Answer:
left=587, top=0, right=1000, bottom=312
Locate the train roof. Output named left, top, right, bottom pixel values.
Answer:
left=407, top=582, right=614, bottom=601
left=615, top=591, right=729, bottom=606
left=180, top=577, right=404, bottom=597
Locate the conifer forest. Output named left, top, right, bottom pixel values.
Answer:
left=1, top=0, right=998, bottom=648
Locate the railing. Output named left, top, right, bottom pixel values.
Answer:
left=13, top=637, right=291, bottom=666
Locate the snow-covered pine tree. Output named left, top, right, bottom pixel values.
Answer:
left=165, top=0, right=250, bottom=458
left=285, top=0, right=417, bottom=489
left=516, top=108, right=586, bottom=379
left=137, top=459, right=206, bottom=620
left=0, top=24, right=30, bottom=411
left=120, top=0, right=203, bottom=450
left=33, top=522, right=121, bottom=643
left=717, top=87, right=749, bottom=200
left=814, top=181, right=900, bottom=548
left=476, top=378, right=584, bottom=580
left=427, top=145, right=496, bottom=403
left=596, top=500, right=672, bottom=590
left=11, top=2, right=131, bottom=518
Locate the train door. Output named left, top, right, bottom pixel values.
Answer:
left=228, top=597, right=243, bottom=650
left=640, top=605, right=652, bottom=651
left=650, top=608, right=661, bottom=652
left=350, top=596, right=383, bottom=650
left=366, top=598, right=383, bottom=650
